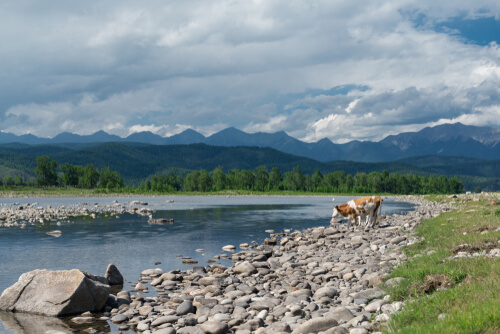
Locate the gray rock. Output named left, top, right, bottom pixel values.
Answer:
left=323, top=326, right=349, bottom=334
left=385, top=277, right=405, bottom=288
left=199, top=320, right=228, bottom=334
left=381, top=303, right=395, bottom=314
left=265, top=322, right=292, bottom=333
left=213, top=313, right=232, bottom=322
left=349, top=328, right=368, bottom=334
left=311, top=268, right=328, bottom=276
left=70, top=316, right=95, bottom=324
left=141, top=268, right=163, bottom=277
left=390, top=236, right=406, bottom=244
left=291, top=317, right=339, bottom=334
left=139, top=305, right=154, bottom=316
left=184, top=316, right=198, bottom=326
left=152, top=315, right=179, bottom=327
left=111, top=314, right=128, bottom=323
left=155, top=328, right=177, bottom=334
left=136, top=321, right=150, bottom=331
left=375, top=313, right=390, bottom=322
left=104, top=263, right=124, bottom=285
left=116, top=290, right=131, bottom=303
left=239, top=318, right=264, bottom=331
left=351, top=288, right=385, bottom=301
left=290, top=289, right=313, bottom=298
left=0, top=269, right=110, bottom=316
left=353, top=299, right=368, bottom=305
left=178, top=327, right=205, bottom=334
left=177, top=300, right=196, bottom=316
left=233, top=261, right=257, bottom=275
left=327, top=307, right=355, bottom=322
left=313, top=287, right=338, bottom=299
left=364, top=299, right=388, bottom=312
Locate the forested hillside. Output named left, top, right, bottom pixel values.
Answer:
left=0, top=142, right=498, bottom=191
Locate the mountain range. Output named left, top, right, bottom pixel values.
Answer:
left=1, top=141, right=499, bottom=191
left=1, top=122, right=499, bottom=162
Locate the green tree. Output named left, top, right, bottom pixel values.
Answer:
left=13, top=176, right=23, bottom=186
left=211, top=167, right=227, bottom=191
left=61, top=163, right=81, bottom=186
left=82, top=164, right=99, bottom=188
left=99, top=167, right=124, bottom=189
left=284, top=166, right=306, bottom=191
left=268, top=167, right=283, bottom=190
left=324, top=171, right=346, bottom=191
left=184, top=171, right=200, bottom=191
left=197, top=170, right=212, bottom=192
left=254, top=166, right=269, bottom=191
left=4, top=175, right=14, bottom=186
left=311, top=170, right=323, bottom=191
left=235, top=170, right=255, bottom=190
left=35, top=156, right=58, bottom=186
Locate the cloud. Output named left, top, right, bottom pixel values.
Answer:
left=0, top=0, right=499, bottom=143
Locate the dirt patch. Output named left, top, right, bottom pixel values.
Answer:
left=416, top=274, right=452, bottom=294
left=452, top=241, right=498, bottom=254
left=453, top=244, right=482, bottom=254
left=486, top=201, right=500, bottom=206
left=473, top=226, right=496, bottom=233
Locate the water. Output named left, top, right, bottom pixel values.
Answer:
left=0, top=195, right=414, bottom=333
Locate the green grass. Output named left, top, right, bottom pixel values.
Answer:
left=385, top=196, right=500, bottom=333
left=0, top=186, right=393, bottom=198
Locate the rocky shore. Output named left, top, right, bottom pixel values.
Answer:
left=0, top=200, right=155, bottom=229
left=3, top=193, right=498, bottom=333
left=83, top=196, right=454, bottom=334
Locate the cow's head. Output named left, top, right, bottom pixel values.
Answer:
left=332, top=205, right=340, bottom=218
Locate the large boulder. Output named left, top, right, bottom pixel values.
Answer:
left=0, top=269, right=110, bottom=317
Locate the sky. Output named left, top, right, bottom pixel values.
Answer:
left=1, top=1, right=499, bottom=143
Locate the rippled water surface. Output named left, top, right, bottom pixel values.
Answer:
left=0, top=195, right=414, bottom=333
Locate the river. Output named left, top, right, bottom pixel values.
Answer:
left=0, top=195, right=414, bottom=333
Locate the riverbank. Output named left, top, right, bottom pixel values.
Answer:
left=102, top=194, right=495, bottom=334
left=0, top=186, right=394, bottom=199
left=86, top=196, right=458, bottom=333
left=2, top=194, right=498, bottom=333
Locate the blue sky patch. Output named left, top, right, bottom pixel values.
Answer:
left=436, top=16, right=500, bottom=45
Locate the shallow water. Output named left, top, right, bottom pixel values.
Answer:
left=0, top=195, right=414, bottom=333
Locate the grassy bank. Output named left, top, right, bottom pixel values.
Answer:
left=0, top=186, right=393, bottom=198
left=385, top=195, right=500, bottom=333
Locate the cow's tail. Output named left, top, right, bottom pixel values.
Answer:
left=378, top=199, right=383, bottom=216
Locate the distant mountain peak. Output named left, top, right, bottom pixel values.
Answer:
left=317, top=137, right=333, bottom=144
left=92, top=130, right=108, bottom=135
left=0, top=123, right=499, bottom=162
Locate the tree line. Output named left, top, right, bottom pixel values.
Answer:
left=0, top=156, right=464, bottom=194
left=137, top=165, right=464, bottom=194
left=3, top=156, right=125, bottom=189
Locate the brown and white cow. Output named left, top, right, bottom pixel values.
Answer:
left=330, top=196, right=383, bottom=229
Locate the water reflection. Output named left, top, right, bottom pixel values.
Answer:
left=0, top=311, right=77, bottom=334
